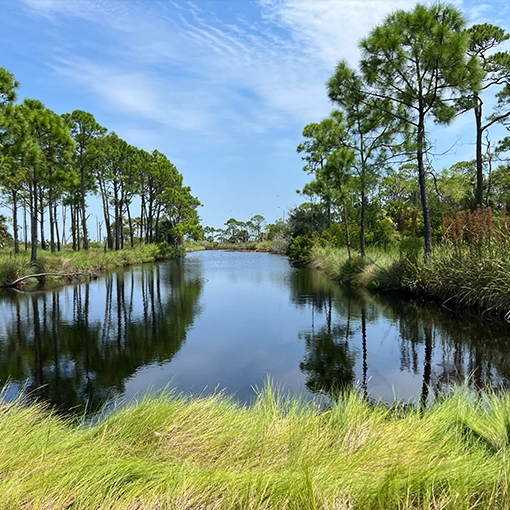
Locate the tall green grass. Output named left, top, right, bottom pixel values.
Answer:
left=0, top=243, right=183, bottom=289
left=417, top=244, right=510, bottom=314
left=2, top=383, right=510, bottom=508
left=309, top=245, right=399, bottom=289
left=419, top=207, right=510, bottom=313
left=310, top=231, right=510, bottom=314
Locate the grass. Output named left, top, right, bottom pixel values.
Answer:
left=309, top=245, right=398, bottom=289
left=0, top=242, right=183, bottom=289
left=416, top=244, right=510, bottom=315
left=2, top=383, right=510, bottom=508
left=308, top=241, right=510, bottom=315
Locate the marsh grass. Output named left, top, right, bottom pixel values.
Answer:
left=0, top=252, right=31, bottom=284
left=309, top=246, right=399, bottom=289
left=424, top=207, right=510, bottom=313
left=2, top=383, right=510, bottom=509
left=417, top=245, right=510, bottom=314
left=0, top=243, right=181, bottom=289
left=311, top=226, right=510, bottom=314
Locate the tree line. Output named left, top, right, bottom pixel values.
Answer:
left=0, top=68, right=201, bottom=263
left=296, top=3, right=510, bottom=259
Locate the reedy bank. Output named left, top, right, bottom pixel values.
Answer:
left=308, top=229, right=510, bottom=318
left=0, top=243, right=183, bottom=290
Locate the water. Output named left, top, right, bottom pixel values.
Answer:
left=0, top=250, right=509, bottom=414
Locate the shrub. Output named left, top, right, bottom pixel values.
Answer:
left=288, top=235, right=315, bottom=266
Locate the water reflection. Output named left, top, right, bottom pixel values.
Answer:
left=0, top=251, right=509, bottom=414
left=294, top=271, right=510, bottom=404
left=299, top=293, right=356, bottom=397
left=0, top=261, right=203, bottom=414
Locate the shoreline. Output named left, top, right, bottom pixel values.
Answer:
left=304, top=245, right=510, bottom=319
left=0, top=243, right=184, bottom=291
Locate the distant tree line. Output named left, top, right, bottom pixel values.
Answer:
left=204, top=215, right=267, bottom=243
left=0, top=67, right=201, bottom=263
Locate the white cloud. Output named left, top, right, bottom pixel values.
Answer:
left=25, top=0, right=422, bottom=143
left=257, top=0, right=417, bottom=68
left=50, top=57, right=222, bottom=136
left=28, top=0, right=494, bottom=151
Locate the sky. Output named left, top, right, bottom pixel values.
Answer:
left=2, top=0, right=510, bottom=232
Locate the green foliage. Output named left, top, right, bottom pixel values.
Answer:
left=0, top=68, right=201, bottom=261
left=399, top=236, right=423, bottom=266
left=288, top=234, right=315, bottom=266
left=155, top=241, right=185, bottom=260
left=0, top=66, right=18, bottom=107
left=359, top=3, right=483, bottom=257
left=204, top=215, right=270, bottom=246
left=287, top=202, right=329, bottom=238
left=0, top=215, right=12, bottom=247
left=370, top=213, right=400, bottom=248
left=466, top=23, right=510, bottom=207
left=320, top=223, right=344, bottom=248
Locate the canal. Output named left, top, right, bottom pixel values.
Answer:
left=0, top=250, right=509, bottom=414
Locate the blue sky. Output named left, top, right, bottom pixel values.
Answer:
left=2, top=0, right=510, bottom=231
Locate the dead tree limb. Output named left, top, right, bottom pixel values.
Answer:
left=4, top=272, right=84, bottom=288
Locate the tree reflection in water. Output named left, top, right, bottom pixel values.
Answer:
left=291, top=265, right=510, bottom=406
left=1, top=255, right=510, bottom=414
left=299, top=293, right=357, bottom=397
left=0, top=260, right=203, bottom=416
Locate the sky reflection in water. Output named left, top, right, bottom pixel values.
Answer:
left=0, top=250, right=509, bottom=415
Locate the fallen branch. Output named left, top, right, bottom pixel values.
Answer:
left=5, top=272, right=85, bottom=288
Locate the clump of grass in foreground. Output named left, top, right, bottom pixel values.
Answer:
left=2, top=383, right=510, bottom=509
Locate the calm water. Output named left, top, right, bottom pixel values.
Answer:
left=0, top=250, right=509, bottom=414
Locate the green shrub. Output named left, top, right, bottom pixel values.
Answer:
left=288, top=235, right=315, bottom=266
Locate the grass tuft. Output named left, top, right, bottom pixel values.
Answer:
left=1, top=383, right=510, bottom=508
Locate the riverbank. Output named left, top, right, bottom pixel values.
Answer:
left=0, top=243, right=183, bottom=290
left=1, top=383, right=509, bottom=509
left=307, top=245, right=510, bottom=317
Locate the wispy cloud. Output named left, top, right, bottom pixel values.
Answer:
left=51, top=57, right=219, bottom=133
left=25, top=0, right=507, bottom=152
left=257, top=0, right=416, bottom=67
left=24, top=0, right=423, bottom=145
left=460, top=0, right=510, bottom=26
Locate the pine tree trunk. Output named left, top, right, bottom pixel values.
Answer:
left=30, top=177, right=38, bottom=265
left=39, top=188, right=46, bottom=251
left=474, top=98, right=484, bottom=209
left=343, top=200, right=351, bottom=260
left=12, top=190, right=19, bottom=254
left=417, top=110, right=432, bottom=259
